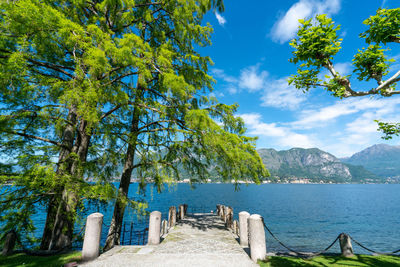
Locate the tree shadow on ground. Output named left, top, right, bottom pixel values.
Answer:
left=177, top=214, right=226, bottom=231
left=260, top=255, right=400, bottom=267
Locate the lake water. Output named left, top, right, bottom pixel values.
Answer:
left=28, top=183, right=400, bottom=254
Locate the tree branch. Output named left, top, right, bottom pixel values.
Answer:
left=100, top=105, right=122, bottom=121
left=324, top=60, right=400, bottom=97
left=3, top=131, right=67, bottom=149
left=27, top=59, right=75, bottom=79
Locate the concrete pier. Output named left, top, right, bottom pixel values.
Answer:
left=82, top=213, right=257, bottom=267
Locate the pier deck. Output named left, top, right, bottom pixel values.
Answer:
left=81, top=213, right=257, bottom=267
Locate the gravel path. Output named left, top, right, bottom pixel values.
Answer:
left=81, top=213, right=257, bottom=267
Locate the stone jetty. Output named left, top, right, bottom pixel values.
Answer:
left=81, top=213, right=257, bottom=267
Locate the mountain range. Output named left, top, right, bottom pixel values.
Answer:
left=340, top=144, right=400, bottom=179
left=121, top=144, right=399, bottom=183
left=257, top=148, right=379, bottom=183
left=257, top=144, right=400, bottom=183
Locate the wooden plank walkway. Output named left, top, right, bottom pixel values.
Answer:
left=81, top=214, right=257, bottom=267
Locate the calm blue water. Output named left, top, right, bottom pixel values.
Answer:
left=28, top=183, right=400, bottom=253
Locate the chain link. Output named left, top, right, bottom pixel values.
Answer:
left=262, top=218, right=339, bottom=257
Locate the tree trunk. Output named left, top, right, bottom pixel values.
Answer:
left=48, top=189, right=78, bottom=250
left=41, top=114, right=92, bottom=250
left=40, top=108, right=77, bottom=250
left=104, top=84, right=143, bottom=251
left=48, top=119, right=92, bottom=250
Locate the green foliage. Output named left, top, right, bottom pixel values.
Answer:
left=353, top=45, right=393, bottom=82
left=375, top=120, right=400, bottom=140
left=361, top=8, right=400, bottom=45
left=290, top=8, right=400, bottom=138
left=0, top=0, right=267, bottom=248
left=290, top=15, right=342, bottom=65
left=289, top=15, right=342, bottom=93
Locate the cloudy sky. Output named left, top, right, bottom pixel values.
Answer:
left=201, top=0, right=400, bottom=157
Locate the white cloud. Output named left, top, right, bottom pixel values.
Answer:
left=314, top=0, right=340, bottom=14
left=292, top=97, right=400, bottom=129
left=211, top=68, right=238, bottom=83
left=260, top=77, right=307, bottom=110
left=334, top=62, right=352, bottom=76
left=239, top=66, right=268, bottom=92
left=271, top=1, right=313, bottom=44
left=214, top=65, right=307, bottom=109
left=345, top=113, right=380, bottom=136
left=226, top=86, right=238, bottom=94
left=271, top=0, right=341, bottom=43
left=293, top=102, right=357, bottom=129
left=239, top=96, right=400, bottom=157
left=215, top=12, right=226, bottom=26
left=240, top=113, right=316, bottom=148
left=238, top=65, right=306, bottom=109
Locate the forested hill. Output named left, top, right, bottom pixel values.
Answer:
left=340, top=144, right=400, bottom=179
left=257, top=148, right=380, bottom=183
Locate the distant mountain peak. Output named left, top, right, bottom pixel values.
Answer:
left=341, top=144, right=400, bottom=178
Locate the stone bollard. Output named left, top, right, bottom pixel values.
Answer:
left=148, top=211, right=162, bottom=245
left=82, top=213, right=103, bottom=262
left=178, top=204, right=185, bottom=220
left=225, top=206, right=233, bottom=228
left=183, top=204, right=188, bottom=215
left=220, top=205, right=225, bottom=219
left=232, top=220, right=239, bottom=235
left=168, top=206, right=176, bottom=227
left=223, top=206, right=229, bottom=223
left=248, top=214, right=267, bottom=262
left=216, top=204, right=221, bottom=216
left=161, top=219, right=168, bottom=236
left=1, top=230, right=17, bottom=256
left=339, top=233, right=354, bottom=257
left=239, top=211, right=250, bottom=246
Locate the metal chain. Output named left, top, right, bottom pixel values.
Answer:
left=349, top=235, right=400, bottom=255
left=262, top=218, right=339, bottom=257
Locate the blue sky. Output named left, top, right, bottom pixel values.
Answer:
left=200, top=0, right=400, bottom=157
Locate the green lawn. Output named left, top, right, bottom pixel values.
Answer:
left=259, top=255, right=400, bottom=267
left=0, top=251, right=81, bottom=267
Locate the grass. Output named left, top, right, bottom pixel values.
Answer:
left=259, top=255, right=400, bottom=267
left=0, top=251, right=81, bottom=267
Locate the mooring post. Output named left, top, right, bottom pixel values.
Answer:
left=232, top=220, right=239, bottom=235
left=225, top=206, right=233, bottom=228
left=220, top=205, right=225, bottom=219
left=82, top=213, right=103, bottom=262
left=168, top=206, right=176, bottom=227
left=248, top=214, right=267, bottom=262
left=239, top=211, right=250, bottom=246
left=183, top=204, right=188, bottom=215
left=148, top=211, right=162, bottom=245
left=216, top=204, right=221, bottom=216
left=178, top=204, right=185, bottom=220
left=339, top=233, right=354, bottom=257
left=161, top=219, right=168, bottom=236
left=1, top=230, right=17, bottom=256
left=223, top=206, right=229, bottom=223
